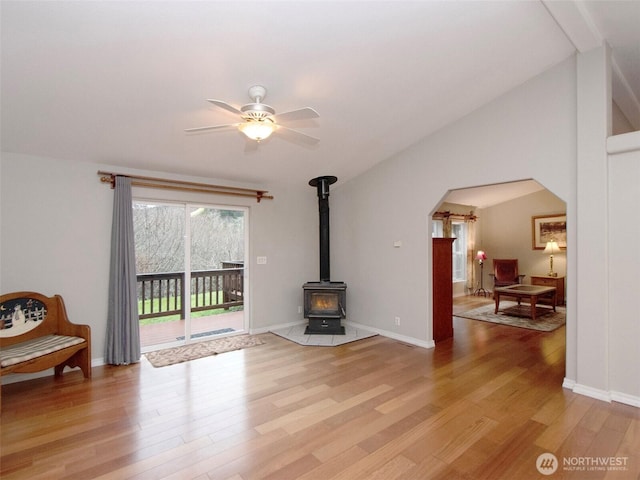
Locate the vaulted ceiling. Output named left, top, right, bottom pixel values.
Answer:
left=2, top=1, right=638, bottom=190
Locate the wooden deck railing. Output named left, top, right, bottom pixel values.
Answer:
left=137, top=264, right=244, bottom=320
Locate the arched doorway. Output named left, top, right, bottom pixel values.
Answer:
left=430, top=178, right=568, bottom=376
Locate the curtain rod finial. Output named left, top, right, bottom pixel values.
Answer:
left=100, top=175, right=115, bottom=188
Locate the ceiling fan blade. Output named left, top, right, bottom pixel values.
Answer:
left=276, top=125, right=320, bottom=145
left=206, top=99, right=243, bottom=116
left=184, top=123, right=240, bottom=133
left=274, top=107, right=319, bottom=123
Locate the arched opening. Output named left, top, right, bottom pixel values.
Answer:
left=430, top=178, right=567, bottom=376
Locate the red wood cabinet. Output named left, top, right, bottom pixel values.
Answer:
left=433, top=238, right=455, bottom=343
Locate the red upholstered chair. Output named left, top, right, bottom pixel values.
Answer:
left=490, top=259, right=525, bottom=290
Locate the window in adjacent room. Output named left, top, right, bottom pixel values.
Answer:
left=432, top=219, right=467, bottom=282
left=450, top=221, right=467, bottom=282
left=432, top=219, right=444, bottom=238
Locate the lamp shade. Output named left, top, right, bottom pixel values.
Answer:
left=543, top=241, right=560, bottom=254
left=476, top=250, right=487, bottom=261
left=239, top=119, right=275, bottom=141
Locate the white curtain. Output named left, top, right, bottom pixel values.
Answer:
left=105, top=176, right=141, bottom=365
left=466, top=219, right=476, bottom=292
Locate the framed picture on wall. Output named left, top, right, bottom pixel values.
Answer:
left=532, top=214, right=567, bottom=250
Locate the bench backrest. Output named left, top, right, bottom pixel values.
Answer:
left=0, top=292, right=75, bottom=347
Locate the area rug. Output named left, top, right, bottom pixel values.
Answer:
left=271, top=324, right=378, bottom=346
left=144, top=334, right=265, bottom=367
left=455, top=301, right=566, bottom=332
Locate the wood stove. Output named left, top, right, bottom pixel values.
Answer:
left=303, top=176, right=347, bottom=334
left=303, top=281, right=346, bottom=334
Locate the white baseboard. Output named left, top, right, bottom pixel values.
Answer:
left=571, top=383, right=613, bottom=403
left=563, top=377, right=640, bottom=408
left=611, top=390, right=640, bottom=408
left=344, top=320, right=435, bottom=349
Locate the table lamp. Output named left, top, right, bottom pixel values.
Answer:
left=544, top=240, right=560, bottom=277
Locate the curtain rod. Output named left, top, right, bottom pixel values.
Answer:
left=98, top=171, right=273, bottom=203
left=433, top=211, right=477, bottom=221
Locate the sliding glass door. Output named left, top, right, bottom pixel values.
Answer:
left=133, top=201, right=247, bottom=350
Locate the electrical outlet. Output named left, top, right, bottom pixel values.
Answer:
left=298, top=306, right=303, bottom=314
left=257, top=256, right=267, bottom=264
left=394, top=316, right=401, bottom=326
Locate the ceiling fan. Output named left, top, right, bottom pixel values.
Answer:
left=185, top=85, right=319, bottom=144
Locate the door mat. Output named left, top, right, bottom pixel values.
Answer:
left=176, top=327, right=234, bottom=340
left=144, top=334, right=265, bottom=367
left=455, top=301, right=566, bottom=332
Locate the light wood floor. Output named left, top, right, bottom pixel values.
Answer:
left=1, top=296, right=639, bottom=479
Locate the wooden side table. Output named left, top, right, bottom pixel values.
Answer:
left=531, top=275, right=565, bottom=305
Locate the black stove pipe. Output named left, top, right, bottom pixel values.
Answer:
left=309, top=175, right=337, bottom=282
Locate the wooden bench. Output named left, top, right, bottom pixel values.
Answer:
left=1, top=291, right=91, bottom=378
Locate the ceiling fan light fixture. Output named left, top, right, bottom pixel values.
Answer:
left=239, top=119, right=275, bottom=141
left=188, top=85, right=319, bottom=145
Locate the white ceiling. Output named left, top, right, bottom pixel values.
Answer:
left=2, top=1, right=638, bottom=194
left=444, top=179, right=546, bottom=209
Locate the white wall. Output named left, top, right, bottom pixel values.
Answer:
left=479, top=189, right=567, bottom=289
left=607, top=130, right=640, bottom=404
left=574, top=46, right=611, bottom=400
left=1, top=155, right=113, bottom=363
left=332, top=56, right=576, bottom=346
left=613, top=101, right=635, bottom=135
left=0, top=153, right=318, bottom=377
